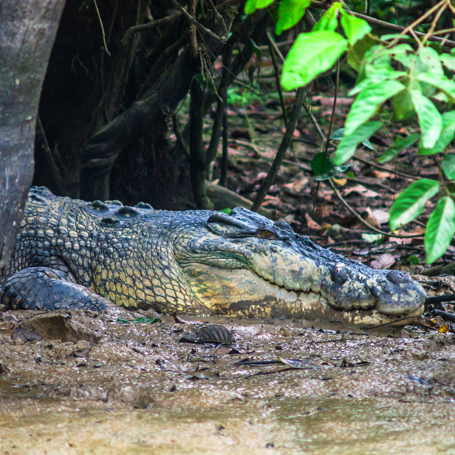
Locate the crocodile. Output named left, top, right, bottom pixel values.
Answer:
left=0, top=186, right=425, bottom=325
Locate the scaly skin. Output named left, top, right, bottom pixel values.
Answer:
left=1, top=187, right=426, bottom=325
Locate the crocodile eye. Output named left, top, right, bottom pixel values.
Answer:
left=257, top=229, right=277, bottom=240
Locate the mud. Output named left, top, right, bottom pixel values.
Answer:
left=1, top=308, right=455, bottom=454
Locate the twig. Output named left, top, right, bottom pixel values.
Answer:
left=421, top=262, right=455, bottom=276
left=206, top=0, right=228, bottom=35
left=432, top=309, right=455, bottom=322
left=204, top=44, right=233, bottom=166
left=123, top=12, right=181, bottom=39
left=310, top=0, right=455, bottom=49
left=346, top=177, right=397, bottom=193
left=325, top=58, right=340, bottom=155
left=93, top=0, right=110, bottom=55
left=427, top=295, right=455, bottom=304
left=266, top=30, right=288, bottom=129
left=188, top=0, right=198, bottom=59
left=252, top=87, right=306, bottom=211
left=170, top=0, right=226, bottom=43
left=353, top=156, right=419, bottom=180
left=328, top=179, right=424, bottom=238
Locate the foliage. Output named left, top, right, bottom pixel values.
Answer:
left=245, top=0, right=455, bottom=264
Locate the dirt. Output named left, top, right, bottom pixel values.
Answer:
left=1, top=306, right=455, bottom=454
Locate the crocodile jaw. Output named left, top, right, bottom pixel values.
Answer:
left=182, top=265, right=424, bottom=326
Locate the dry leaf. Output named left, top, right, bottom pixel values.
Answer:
left=371, top=209, right=390, bottom=224
left=343, top=185, right=380, bottom=198
left=282, top=178, right=310, bottom=195
left=332, top=177, right=347, bottom=186
left=370, top=254, right=397, bottom=269
left=305, top=213, right=323, bottom=230
left=369, top=170, right=394, bottom=179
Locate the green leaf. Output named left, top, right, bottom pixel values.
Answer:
left=311, top=152, right=333, bottom=176
left=117, top=318, right=132, bottom=324
left=334, top=121, right=381, bottom=165
left=312, top=2, right=342, bottom=31
left=330, top=127, right=375, bottom=149
left=417, top=47, right=444, bottom=75
left=245, top=0, right=275, bottom=14
left=281, top=31, right=348, bottom=90
left=440, top=54, right=455, bottom=72
left=344, top=80, right=404, bottom=135
left=425, top=196, right=455, bottom=264
left=416, top=72, right=455, bottom=102
left=339, top=10, right=371, bottom=46
left=389, top=179, right=440, bottom=230
left=348, top=69, right=406, bottom=96
left=133, top=316, right=161, bottom=324
left=219, top=208, right=232, bottom=214
left=276, top=0, right=311, bottom=35
left=392, top=89, right=415, bottom=121
left=330, top=128, right=345, bottom=140
left=378, top=133, right=420, bottom=163
left=346, top=34, right=378, bottom=72
left=409, top=90, right=443, bottom=150
left=442, top=154, right=455, bottom=180
left=418, top=110, right=455, bottom=155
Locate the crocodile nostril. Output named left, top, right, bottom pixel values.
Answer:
left=331, top=267, right=349, bottom=284
left=387, top=271, right=409, bottom=285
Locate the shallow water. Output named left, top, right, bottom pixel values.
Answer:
left=1, top=308, right=455, bottom=454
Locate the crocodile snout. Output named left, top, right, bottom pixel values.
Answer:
left=373, top=270, right=426, bottom=315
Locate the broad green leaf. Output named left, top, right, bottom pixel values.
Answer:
left=339, top=10, right=371, bottom=46
left=312, top=2, right=342, bottom=31
left=281, top=31, right=348, bottom=90
left=344, top=80, right=404, bottom=135
left=409, top=90, right=442, bottom=150
left=417, top=47, right=444, bottom=75
left=348, top=69, right=406, bottom=96
left=442, top=154, right=455, bottom=180
left=392, top=89, right=415, bottom=121
left=346, top=34, right=378, bottom=71
left=334, top=121, right=381, bottom=165
left=245, top=0, right=275, bottom=14
left=389, top=179, right=440, bottom=230
left=425, top=196, right=455, bottom=264
left=311, top=152, right=332, bottom=176
left=330, top=128, right=345, bottom=140
left=418, top=110, right=455, bottom=155
left=378, top=133, right=420, bottom=163
left=276, top=0, right=311, bottom=35
left=416, top=72, right=455, bottom=102
left=330, top=127, right=375, bottom=149
left=441, top=54, right=455, bottom=72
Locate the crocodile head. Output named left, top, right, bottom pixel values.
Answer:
left=174, top=207, right=425, bottom=326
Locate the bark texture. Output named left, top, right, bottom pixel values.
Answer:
left=0, top=0, right=65, bottom=279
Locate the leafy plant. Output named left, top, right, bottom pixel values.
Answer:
left=245, top=0, right=455, bottom=263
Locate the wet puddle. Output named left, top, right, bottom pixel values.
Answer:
left=1, top=308, right=455, bottom=454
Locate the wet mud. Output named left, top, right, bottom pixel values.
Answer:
left=1, top=307, right=455, bottom=454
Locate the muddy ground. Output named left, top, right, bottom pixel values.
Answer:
left=2, top=298, right=455, bottom=455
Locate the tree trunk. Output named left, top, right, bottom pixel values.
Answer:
left=0, top=0, right=65, bottom=280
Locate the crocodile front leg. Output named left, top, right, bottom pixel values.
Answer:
left=1, top=267, right=114, bottom=311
